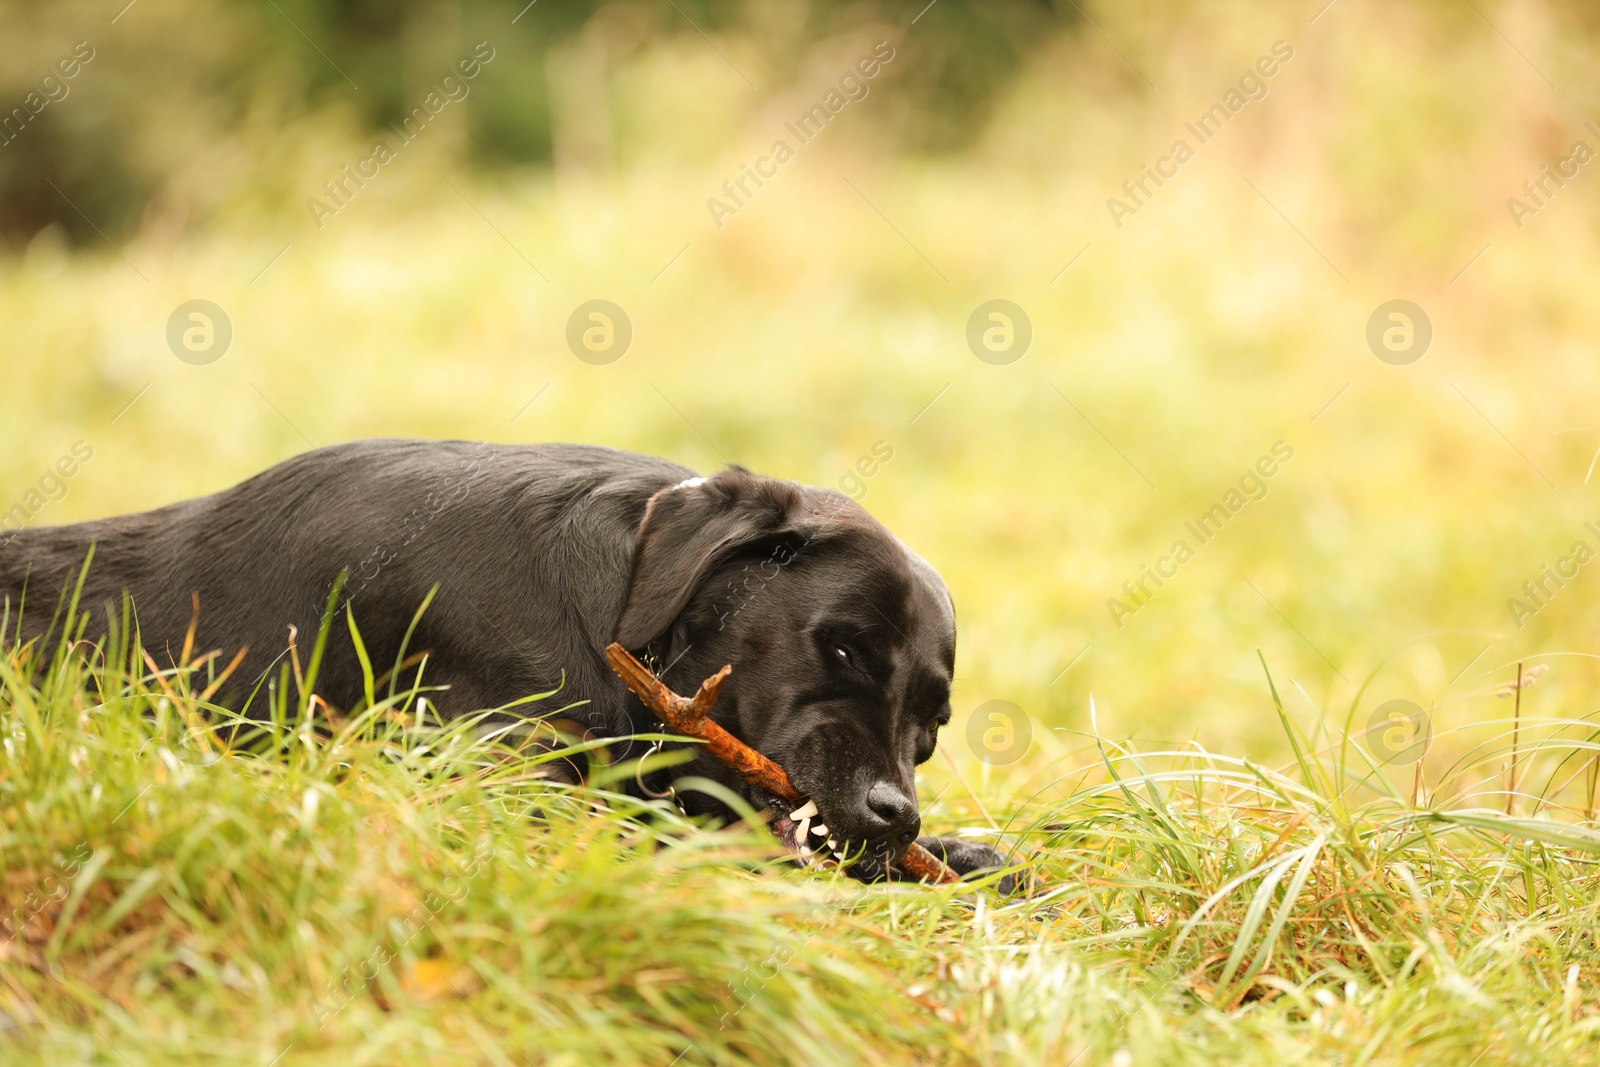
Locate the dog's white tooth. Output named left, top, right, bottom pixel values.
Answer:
left=810, top=823, right=828, bottom=837
left=798, top=842, right=813, bottom=858
left=794, top=818, right=810, bottom=842
left=827, top=838, right=839, bottom=850
left=789, top=800, right=819, bottom=821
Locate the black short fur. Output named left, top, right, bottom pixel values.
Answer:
left=0, top=439, right=1013, bottom=884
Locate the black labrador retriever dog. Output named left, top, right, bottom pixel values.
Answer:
left=0, top=439, right=1008, bottom=883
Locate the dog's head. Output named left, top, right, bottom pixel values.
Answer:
left=613, top=467, right=954, bottom=872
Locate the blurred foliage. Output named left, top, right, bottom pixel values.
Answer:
left=5, top=0, right=1600, bottom=768
left=12, top=1, right=1600, bottom=1061
left=0, top=0, right=1068, bottom=243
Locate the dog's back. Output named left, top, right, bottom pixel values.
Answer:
left=0, top=439, right=687, bottom=714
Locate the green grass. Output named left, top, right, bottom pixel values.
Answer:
left=9, top=0, right=1600, bottom=1061
left=8, top=605, right=1600, bottom=1065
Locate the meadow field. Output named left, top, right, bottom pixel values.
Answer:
left=6, top=0, right=1600, bottom=1063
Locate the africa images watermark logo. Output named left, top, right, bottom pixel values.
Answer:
left=0, top=442, right=96, bottom=548
left=167, top=300, right=233, bottom=365
left=1107, top=441, right=1294, bottom=628
left=1364, top=699, right=1430, bottom=765
left=705, top=42, right=896, bottom=228
left=966, top=700, right=1032, bottom=766
left=2, top=843, right=95, bottom=945
left=1366, top=300, right=1431, bottom=366
left=1506, top=121, right=1600, bottom=230
left=1107, top=40, right=1294, bottom=228
left=306, top=42, right=497, bottom=230
left=0, top=41, right=96, bottom=150
left=319, top=442, right=502, bottom=614
left=966, top=301, right=1032, bottom=365
left=1505, top=519, right=1600, bottom=629
left=566, top=300, right=633, bottom=365
left=836, top=440, right=894, bottom=501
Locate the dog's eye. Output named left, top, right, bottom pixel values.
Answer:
left=823, top=638, right=872, bottom=682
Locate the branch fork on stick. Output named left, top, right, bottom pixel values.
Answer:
left=604, top=642, right=959, bottom=884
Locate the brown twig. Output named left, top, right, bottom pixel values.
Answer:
left=1509, top=660, right=1523, bottom=816
left=604, top=642, right=959, bottom=885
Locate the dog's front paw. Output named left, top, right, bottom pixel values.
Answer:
left=913, top=836, right=1032, bottom=895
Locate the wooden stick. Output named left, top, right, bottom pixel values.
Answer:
left=605, top=642, right=959, bottom=884
left=1509, top=660, right=1523, bottom=816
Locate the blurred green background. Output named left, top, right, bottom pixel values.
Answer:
left=4, top=0, right=1600, bottom=800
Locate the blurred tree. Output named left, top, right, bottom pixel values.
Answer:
left=0, top=0, right=1070, bottom=245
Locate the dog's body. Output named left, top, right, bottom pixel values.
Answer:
left=0, top=439, right=1007, bottom=882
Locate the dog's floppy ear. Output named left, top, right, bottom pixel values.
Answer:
left=614, top=468, right=804, bottom=649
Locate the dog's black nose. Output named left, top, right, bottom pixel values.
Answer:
left=860, top=781, right=921, bottom=847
